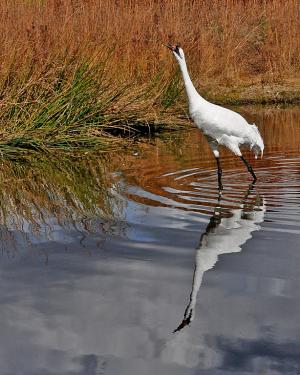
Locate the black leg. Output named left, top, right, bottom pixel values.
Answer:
left=215, top=157, right=223, bottom=191
left=240, top=156, right=257, bottom=181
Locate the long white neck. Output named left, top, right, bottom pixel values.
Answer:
left=177, top=57, right=205, bottom=108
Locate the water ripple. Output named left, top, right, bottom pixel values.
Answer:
left=122, top=154, right=300, bottom=234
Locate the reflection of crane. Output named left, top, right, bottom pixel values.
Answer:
left=174, top=183, right=265, bottom=333
left=165, top=44, right=264, bottom=190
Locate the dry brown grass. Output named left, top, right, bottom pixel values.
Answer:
left=1, top=0, right=299, bottom=83
left=0, top=0, right=299, bottom=154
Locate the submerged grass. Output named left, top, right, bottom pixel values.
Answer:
left=0, top=0, right=299, bottom=155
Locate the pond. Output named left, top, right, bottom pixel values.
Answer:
left=0, top=107, right=299, bottom=374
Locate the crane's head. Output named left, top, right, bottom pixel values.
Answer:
left=165, top=44, right=184, bottom=61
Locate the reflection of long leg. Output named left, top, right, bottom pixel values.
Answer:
left=242, top=180, right=256, bottom=203
left=241, top=156, right=256, bottom=181
left=241, top=180, right=264, bottom=217
left=215, top=157, right=223, bottom=191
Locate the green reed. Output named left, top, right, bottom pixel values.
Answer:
left=0, top=57, right=187, bottom=157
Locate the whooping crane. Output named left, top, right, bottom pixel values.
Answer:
left=165, top=44, right=264, bottom=190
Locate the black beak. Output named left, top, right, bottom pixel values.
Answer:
left=164, top=43, right=181, bottom=58
left=165, top=43, right=174, bottom=51
left=163, top=43, right=175, bottom=52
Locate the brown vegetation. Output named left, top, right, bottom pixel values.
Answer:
left=0, top=0, right=299, bottom=154
left=1, top=0, right=299, bottom=82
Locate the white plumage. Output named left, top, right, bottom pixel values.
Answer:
left=166, top=44, right=264, bottom=189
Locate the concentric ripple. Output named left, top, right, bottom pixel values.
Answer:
left=120, top=150, right=300, bottom=235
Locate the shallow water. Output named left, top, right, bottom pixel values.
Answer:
left=0, top=107, right=300, bottom=374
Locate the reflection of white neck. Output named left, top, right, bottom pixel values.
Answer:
left=183, top=199, right=265, bottom=323
left=177, top=56, right=206, bottom=110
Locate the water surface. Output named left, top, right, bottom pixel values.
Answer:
left=0, top=107, right=299, bottom=374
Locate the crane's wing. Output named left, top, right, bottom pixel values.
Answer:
left=191, top=103, right=264, bottom=157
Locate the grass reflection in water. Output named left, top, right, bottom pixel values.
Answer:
left=0, top=155, right=121, bottom=256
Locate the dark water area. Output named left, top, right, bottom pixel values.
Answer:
left=0, top=107, right=300, bottom=374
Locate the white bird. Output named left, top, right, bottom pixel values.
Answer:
left=165, top=44, right=264, bottom=190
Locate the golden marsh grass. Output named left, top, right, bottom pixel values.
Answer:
left=0, top=0, right=299, bottom=154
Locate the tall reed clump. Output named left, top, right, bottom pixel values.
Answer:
left=0, top=59, right=180, bottom=155
left=0, top=0, right=299, bottom=154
